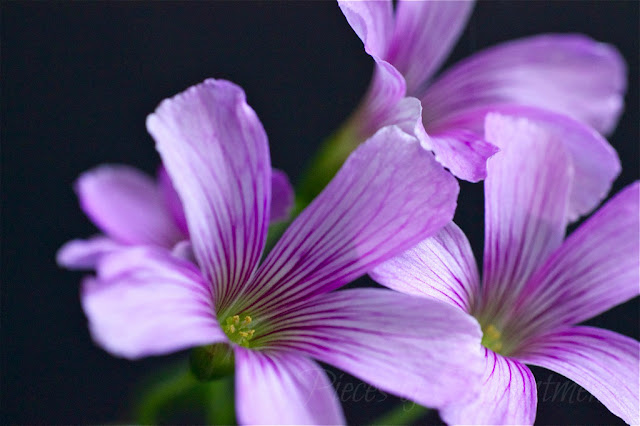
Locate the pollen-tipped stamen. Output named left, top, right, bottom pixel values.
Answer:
left=481, top=323, right=504, bottom=354
left=223, top=314, right=256, bottom=347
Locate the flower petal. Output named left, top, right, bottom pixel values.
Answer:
left=512, top=182, right=639, bottom=335
left=387, top=0, right=475, bottom=94
left=146, top=79, right=271, bottom=312
left=261, top=288, right=483, bottom=410
left=440, top=349, right=537, bottom=425
left=76, top=164, right=184, bottom=247
left=57, top=236, right=124, bottom=269
left=480, top=114, right=573, bottom=319
left=370, top=222, right=480, bottom=312
left=159, top=165, right=293, bottom=229
left=234, top=347, right=344, bottom=425
left=244, top=126, right=458, bottom=316
left=433, top=105, right=620, bottom=219
left=82, top=248, right=224, bottom=359
left=422, top=128, right=499, bottom=182
left=157, top=166, right=189, bottom=235
left=269, top=169, right=294, bottom=223
left=422, top=34, right=626, bottom=135
left=338, top=0, right=394, bottom=59
left=351, top=57, right=408, bottom=141
left=339, top=0, right=410, bottom=141
left=519, top=326, right=639, bottom=425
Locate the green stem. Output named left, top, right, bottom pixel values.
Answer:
left=371, top=403, right=429, bottom=426
left=135, top=363, right=235, bottom=425
left=135, top=367, right=198, bottom=425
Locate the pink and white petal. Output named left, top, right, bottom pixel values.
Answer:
left=159, top=165, right=294, bottom=229
left=261, top=288, right=483, bottom=410
left=338, top=2, right=407, bottom=141
left=57, top=236, right=125, bottom=270
left=519, top=327, right=639, bottom=425
left=371, top=222, right=480, bottom=312
left=440, top=349, right=537, bottom=425
left=76, top=165, right=183, bottom=247
left=512, top=183, right=639, bottom=335
left=422, top=34, right=626, bottom=135
left=146, top=79, right=272, bottom=312
left=338, top=0, right=394, bottom=59
left=244, top=126, right=458, bottom=316
left=433, top=105, right=620, bottom=220
left=157, top=166, right=189, bottom=236
left=378, top=96, right=430, bottom=146
left=423, top=128, right=499, bottom=182
left=481, top=114, right=573, bottom=318
left=269, top=169, right=294, bottom=223
left=83, top=248, right=224, bottom=359
left=171, top=240, right=197, bottom=264
left=350, top=57, right=408, bottom=141
left=387, top=0, right=475, bottom=94
left=234, top=347, right=344, bottom=425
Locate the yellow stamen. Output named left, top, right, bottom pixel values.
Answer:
left=481, top=324, right=504, bottom=353
left=222, top=313, right=256, bottom=347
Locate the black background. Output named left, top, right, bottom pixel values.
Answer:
left=2, top=1, right=638, bottom=425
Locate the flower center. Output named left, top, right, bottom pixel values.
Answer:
left=223, top=314, right=256, bottom=347
left=481, top=323, right=504, bottom=354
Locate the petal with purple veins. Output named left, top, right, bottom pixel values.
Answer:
left=371, top=222, right=480, bottom=313
left=422, top=34, right=626, bottom=135
left=82, top=248, right=224, bottom=359
left=256, top=288, right=483, bottom=411
left=431, top=105, right=620, bottom=219
left=439, top=349, right=537, bottom=425
left=234, top=347, right=344, bottom=425
left=511, top=182, right=639, bottom=335
left=519, top=326, right=639, bottom=425
left=242, top=126, right=458, bottom=316
left=387, top=0, right=475, bottom=94
left=480, top=114, right=573, bottom=319
left=146, top=79, right=272, bottom=312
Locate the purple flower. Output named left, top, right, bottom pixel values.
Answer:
left=339, top=0, right=624, bottom=217
left=81, top=79, right=484, bottom=424
left=372, top=113, right=639, bottom=424
left=57, top=163, right=294, bottom=269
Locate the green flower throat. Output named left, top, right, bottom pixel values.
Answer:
left=223, top=314, right=256, bottom=347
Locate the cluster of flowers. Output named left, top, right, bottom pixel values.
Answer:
left=58, top=1, right=638, bottom=424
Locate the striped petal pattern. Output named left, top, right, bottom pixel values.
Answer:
left=82, top=248, right=224, bottom=359
left=371, top=222, right=480, bottom=312
left=146, top=79, right=272, bottom=313
left=234, top=348, right=344, bottom=425
left=241, top=126, right=458, bottom=316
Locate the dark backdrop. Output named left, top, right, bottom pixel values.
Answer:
left=2, top=1, right=638, bottom=425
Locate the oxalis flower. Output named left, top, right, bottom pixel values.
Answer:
left=338, top=0, right=625, bottom=216
left=372, top=113, right=639, bottom=424
left=57, top=163, right=294, bottom=269
left=80, top=79, right=484, bottom=424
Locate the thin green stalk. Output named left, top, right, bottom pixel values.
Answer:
left=135, top=363, right=235, bottom=425
left=135, top=367, right=198, bottom=425
left=371, top=404, right=429, bottom=425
